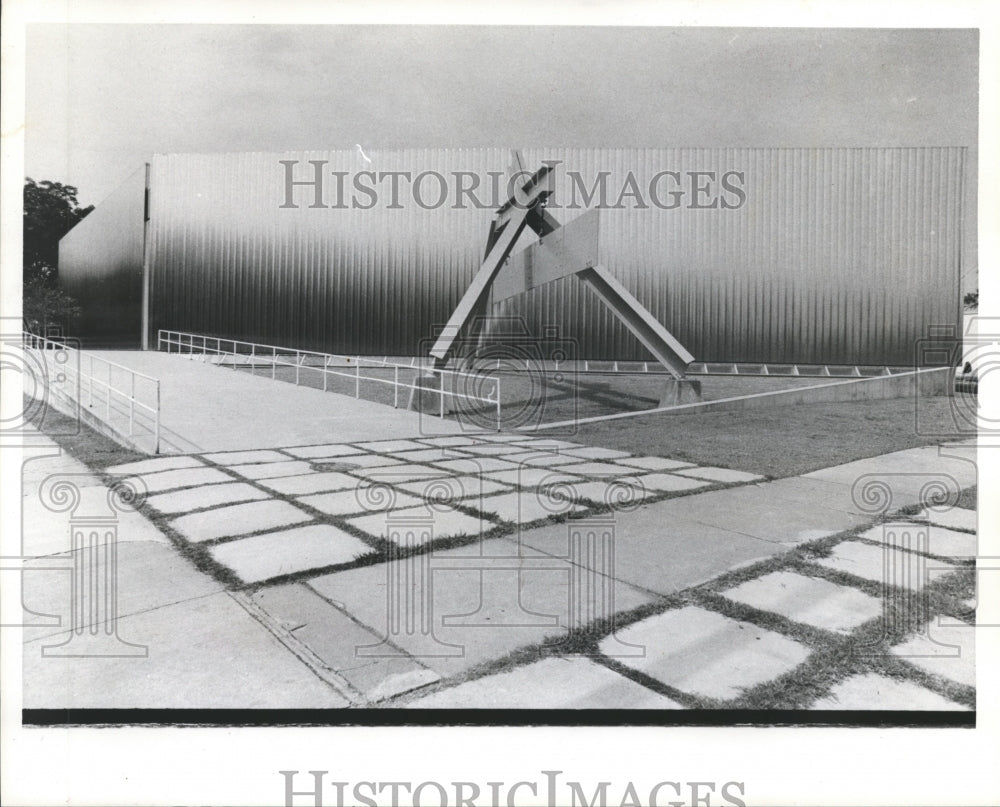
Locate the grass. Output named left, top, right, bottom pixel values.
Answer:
left=540, top=396, right=969, bottom=478
left=387, top=513, right=978, bottom=711
left=25, top=393, right=978, bottom=713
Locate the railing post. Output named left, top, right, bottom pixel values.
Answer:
left=88, top=357, right=94, bottom=407
left=394, top=366, right=399, bottom=408
left=106, top=362, right=111, bottom=420
left=250, top=344, right=255, bottom=376
left=272, top=348, right=276, bottom=380
left=155, top=382, right=161, bottom=454
left=129, top=373, right=135, bottom=436
left=355, top=362, right=360, bottom=398
left=495, top=378, right=502, bottom=432
left=439, top=372, right=445, bottom=419
left=295, top=352, right=301, bottom=385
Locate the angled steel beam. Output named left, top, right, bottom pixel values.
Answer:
left=429, top=205, right=533, bottom=364
left=577, top=264, right=694, bottom=379
left=430, top=161, right=555, bottom=365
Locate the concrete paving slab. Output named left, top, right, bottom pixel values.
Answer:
left=106, top=455, right=205, bottom=475
left=812, top=541, right=958, bottom=589
left=23, top=591, right=350, bottom=708
left=406, top=657, right=682, bottom=709
left=299, top=488, right=426, bottom=517
left=284, top=443, right=367, bottom=459
left=394, top=475, right=513, bottom=500
left=915, top=507, right=977, bottom=533
left=96, top=350, right=466, bottom=451
left=602, top=606, right=811, bottom=700
left=656, top=485, right=868, bottom=546
left=309, top=550, right=655, bottom=677
left=21, top=540, right=223, bottom=644
left=171, top=500, right=312, bottom=543
left=515, top=508, right=786, bottom=597
left=631, top=473, right=712, bottom=494
left=616, top=456, right=697, bottom=472
left=478, top=434, right=533, bottom=442
left=892, top=623, right=975, bottom=688
left=252, top=584, right=440, bottom=702
left=356, top=439, right=428, bottom=453
left=434, top=456, right=525, bottom=474
left=674, top=466, right=765, bottom=484
left=20, top=482, right=171, bottom=558
left=416, top=436, right=487, bottom=447
left=21, top=450, right=105, bottom=491
left=804, top=446, right=978, bottom=496
left=509, top=439, right=585, bottom=450
left=345, top=505, right=489, bottom=543
left=503, top=452, right=588, bottom=467
left=125, top=466, right=233, bottom=494
left=454, top=443, right=536, bottom=457
left=468, top=491, right=587, bottom=524
left=722, top=571, right=882, bottom=633
left=484, top=468, right=586, bottom=489
left=145, top=482, right=270, bottom=515
left=202, top=449, right=289, bottom=464
left=228, top=460, right=315, bottom=479
left=812, top=673, right=968, bottom=710
left=560, top=446, right=635, bottom=461
left=209, top=524, right=373, bottom=583
left=744, top=476, right=872, bottom=516
left=336, top=453, right=406, bottom=469
left=858, top=523, right=978, bottom=559
left=385, top=448, right=462, bottom=463
left=259, top=471, right=362, bottom=496
left=557, top=461, right=646, bottom=478
left=349, top=463, right=453, bottom=482
left=558, top=480, right=657, bottom=508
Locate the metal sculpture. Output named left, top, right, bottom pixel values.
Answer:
left=429, top=151, right=700, bottom=405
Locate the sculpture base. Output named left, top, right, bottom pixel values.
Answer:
left=659, top=378, right=703, bottom=407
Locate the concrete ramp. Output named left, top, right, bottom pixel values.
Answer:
left=100, top=351, right=467, bottom=453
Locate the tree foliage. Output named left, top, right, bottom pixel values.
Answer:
left=22, top=178, right=93, bottom=332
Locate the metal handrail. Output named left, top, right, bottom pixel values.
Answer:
left=23, top=332, right=161, bottom=453
left=157, top=329, right=503, bottom=430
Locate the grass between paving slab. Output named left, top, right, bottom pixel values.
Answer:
left=28, top=398, right=756, bottom=590
left=26, top=396, right=978, bottom=712
left=386, top=504, right=978, bottom=711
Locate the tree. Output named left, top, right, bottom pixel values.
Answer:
left=22, top=178, right=93, bottom=333
left=963, top=290, right=978, bottom=310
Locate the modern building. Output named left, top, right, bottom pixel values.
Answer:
left=58, top=146, right=971, bottom=366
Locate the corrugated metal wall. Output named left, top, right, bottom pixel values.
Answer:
left=115, top=147, right=966, bottom=364
left=58, top=165, right=147, bottom=346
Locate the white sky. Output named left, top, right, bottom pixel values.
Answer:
left=25, top=25, right=978, bottom=206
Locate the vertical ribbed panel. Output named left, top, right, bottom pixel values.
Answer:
left=58, top=165, right=147, bottom=345
left=136, top=147, right=966, bottom=364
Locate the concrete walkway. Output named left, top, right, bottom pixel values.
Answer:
left=19, top=425, right=978, bottom=712
left=99, top=350, right=467, bottom=453
left=18, top=429, right=352, bottom=708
